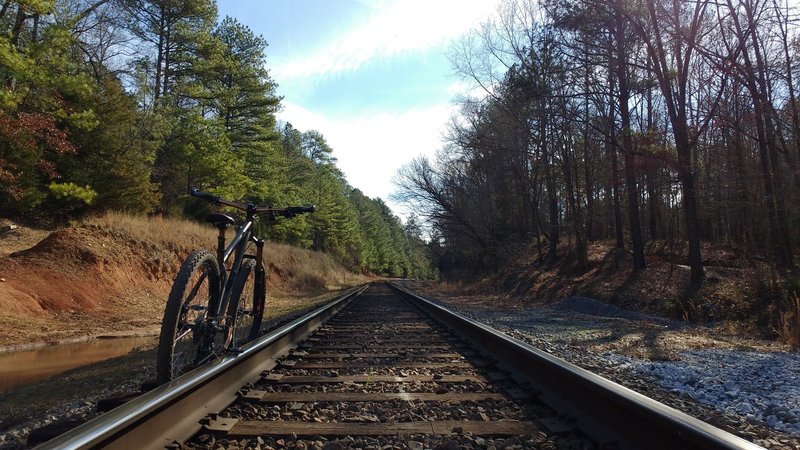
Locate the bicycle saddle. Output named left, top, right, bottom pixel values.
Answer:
left=205, top=213, right=236, bottom=228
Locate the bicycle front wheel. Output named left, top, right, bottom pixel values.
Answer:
left=157, top=249, right=222, bottom=383
left=225, top=258, right=266, bottom=348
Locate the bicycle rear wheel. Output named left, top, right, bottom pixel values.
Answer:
left=225, top=258, right=266, bottom=348
left=157, top=249, right=222, bottom=383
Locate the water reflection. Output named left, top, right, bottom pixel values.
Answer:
left=0, top=336, right=155, bottom=393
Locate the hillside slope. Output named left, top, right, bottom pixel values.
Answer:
left=444, top=240, right=793, bottom=341
left=0, top=213, right=368, bottom=348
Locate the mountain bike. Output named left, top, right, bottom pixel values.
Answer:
left=156, top=187, right=314, bottom=383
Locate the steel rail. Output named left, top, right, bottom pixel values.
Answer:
left=388, top=283, right=764, bottom=450
left=36, top=284, right=369, bottom=450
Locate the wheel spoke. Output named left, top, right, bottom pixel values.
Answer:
left=174, top=326, right=192, bottom=343
left=185, top=272, right=208, bottom=303
left=157, top=250, right=222, bottom=383
left=226, top=259, right=262, bottom=349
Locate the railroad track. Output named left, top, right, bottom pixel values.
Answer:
left=39, top=283, right=762, bottom=450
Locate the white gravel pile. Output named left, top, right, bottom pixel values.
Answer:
left=551, top=296, right=675, bottom=325
left=416, top=289, right=800, bottom=442
left=608, top=349, right=800, bottom=436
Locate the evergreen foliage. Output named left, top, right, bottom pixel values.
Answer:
left=0, top=0, right=434, bottom=279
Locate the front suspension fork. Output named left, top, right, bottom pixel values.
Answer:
left=253, top=238, right=266, bottom=318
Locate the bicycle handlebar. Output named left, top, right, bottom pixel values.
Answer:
left=190, top=187, right=220, bottom=205
left=190, top=187, right=315, bottom=218
left=254, top=204, right=315, bottom=218
left=287, top=205, right=316, bottom=215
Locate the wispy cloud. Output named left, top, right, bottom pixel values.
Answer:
left=274, top=0, right=499, bottom=82
left=280, top=100, right=455, bottom=214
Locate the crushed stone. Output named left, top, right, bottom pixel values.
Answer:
left=415, top=287, right=800, bottom=443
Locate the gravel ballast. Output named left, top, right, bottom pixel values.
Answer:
left=3, top=285, right=799, bottom=449
left=608, top=349, right=800, bottom=436
left=413, top=288, right=800, bottom=449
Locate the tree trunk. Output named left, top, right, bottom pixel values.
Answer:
left=154, top=12, right=165, bottom=102
left=545, top=149, right=559, bottom=263
left=776, top=0, right=800, bottom=175
left=633, top=0, right=704, bottom=283
left=610, top=141, right=624, bottom=249
left=562, top=127, right=587, bottom=271
left=675, top=128, right=705, bottom=283
left=584, top=145, right=595, bottom=241
left=618, top=84, right=646, bottom=270
left=646, top=172, right=659, bottom=241
left=583, top=57, right=595, bottom=243
left=725, top=91, right=750, bottom=255
left=530, top=154, right=544, bottom=263
left=764, top=113, right=795, bottom=269
left=755, top=6, right=794, bottom=268
left=608, top=67, right=625, bottom=249
left=732, top=0, right=794, bottom=270
left=162, top=19, right=171, bottom=100
left=614, top=12, right=645, bottom=270
left=645, top=62, right=659, bottom=241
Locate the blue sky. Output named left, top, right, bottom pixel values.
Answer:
left=216, top=0, right=499, bottom=217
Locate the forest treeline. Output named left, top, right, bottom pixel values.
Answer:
left=395, top=0, right=800, bottom=287
left=0, top=0, right=435, bottom=279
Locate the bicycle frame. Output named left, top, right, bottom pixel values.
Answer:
left=156, top=188, right=314, bottom=382
left=188, top=187, right=313, bottom=343
left=214, top=214, right=260, bottom=321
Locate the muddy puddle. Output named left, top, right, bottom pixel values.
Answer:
left=0, top=336, right=156, bottom=393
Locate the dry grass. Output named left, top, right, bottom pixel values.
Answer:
left=83, top=211, right=216, bottom=249
left=266, top=242, right=368, bottom=292
left=82, top=211, right=369, bottom=292
left=0, top=212, right=370, bottom=348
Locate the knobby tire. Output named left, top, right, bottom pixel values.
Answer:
left=156, top=249, right=221, bottom=384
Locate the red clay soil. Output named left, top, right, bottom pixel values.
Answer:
left=0, top=219, right=787, bottom=348
left=0, top=225, right=188, bottom=348
left=0, top=221, right=364, bottom=349
left=2, top=227, right=168, bottom=314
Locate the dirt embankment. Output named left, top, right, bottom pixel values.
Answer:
left=0, top=214, right=368, bottom=349
left=440, top=240, right=794, bottom=341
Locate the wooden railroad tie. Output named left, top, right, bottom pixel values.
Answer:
left=305, top=337, right=455, bottom=344
left=261, top=374, right=488, bottom=383
left=286, top=361, right=478, bottom=369
left=242, top=391, right=506, bottom=403
left=301, top=343, right=459, bottom=351
left=295, top=352, right=465, bottom=359
left=205, top=418, right=541, bottom=437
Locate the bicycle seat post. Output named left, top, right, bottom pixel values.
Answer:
left=217, top=227, right=228, bottom=261
left=205, top=212, right=236, bottom=276
left=216, top=227, right=226, bottom=273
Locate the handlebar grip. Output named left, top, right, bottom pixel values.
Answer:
left=287, top=205, right=316, bottom=215
left=189, top=187, right=220, bottom=205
